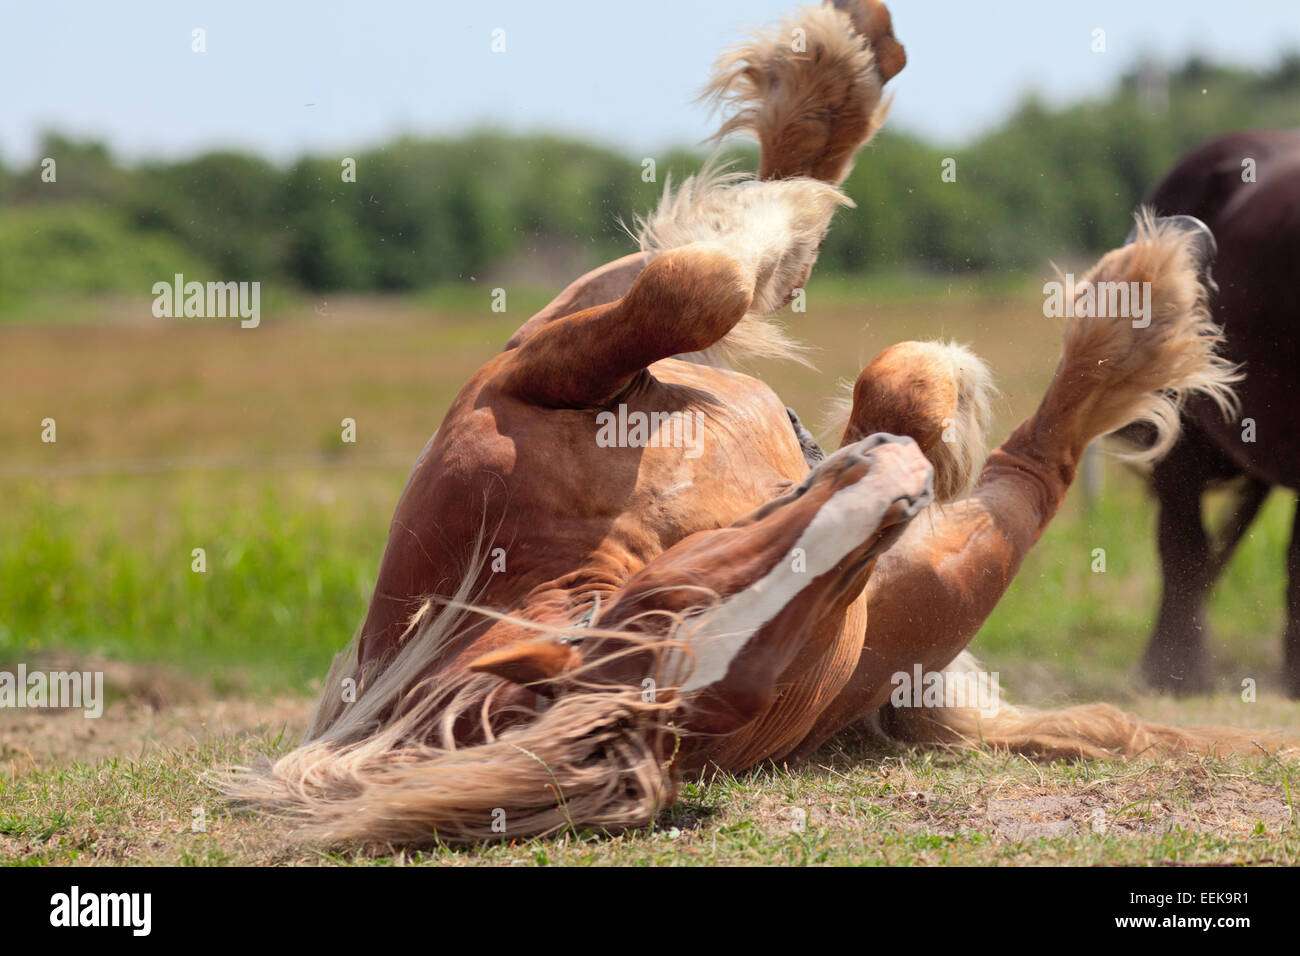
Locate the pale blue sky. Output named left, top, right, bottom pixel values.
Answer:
left=1, top=0, right=1297, bottom=165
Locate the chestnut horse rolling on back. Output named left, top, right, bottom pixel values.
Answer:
left=226, top=1, right=1291, bottom=843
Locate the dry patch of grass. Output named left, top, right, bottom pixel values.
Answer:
left=2, top=686, right=1296, bottom=866
left=0, top=696, right=313, bottom=866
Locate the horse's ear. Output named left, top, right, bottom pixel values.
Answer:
left=467, top=640, right=582, bottom=686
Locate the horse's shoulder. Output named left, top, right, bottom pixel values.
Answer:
left=1148, top=129, right=1300, bottom=223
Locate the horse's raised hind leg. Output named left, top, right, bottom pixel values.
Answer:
left=834, top=340, right=994, bottom=502
left=786, top=214, right=1239, bottom=758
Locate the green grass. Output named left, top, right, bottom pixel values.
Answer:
left=0, top=471, right=391, bottom=693
left=975, top=478, right=1296, bottom=702
left=802, top=269, right=1040, bottom=306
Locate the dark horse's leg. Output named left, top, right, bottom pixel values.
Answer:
left=1142, top=421, right=1268, bottom=693
left=1284, top=503, right=1300, bottom=697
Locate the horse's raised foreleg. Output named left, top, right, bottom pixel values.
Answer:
left=496, top=245, right=760, bottom=408
left=497, top=177, right=847, bottom=407
left=504, top=253, right=650, bottom=350
left=705, top=0, right=904, bottom=185
left=504, top=0, right=905, bottom=350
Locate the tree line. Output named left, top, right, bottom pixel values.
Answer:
left=1, top=54, right=1297, bottom=315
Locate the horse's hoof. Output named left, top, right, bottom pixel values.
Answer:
left=1284, top=657, right=1300, bottom=700
left=1140, top=646, right=1214, bottom=697
left=786, top=406, right=825, bottom=465
left=1125, top=214, right=1218, bottom=293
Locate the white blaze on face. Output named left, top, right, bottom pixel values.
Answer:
left=679, top=440, right=930, bottom=692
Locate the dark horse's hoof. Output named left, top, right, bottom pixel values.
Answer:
left=1140, top=645, right=1215, bottom=696
left=1125, top=214, right=1218, bottom=293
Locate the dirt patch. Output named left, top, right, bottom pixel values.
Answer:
left=0, top=654, right=314, bottom=776
left=744, top=756, right=1296, bottom=846
left=1, top=695, right=312, bottom=777
left=982, top=785, right=1292, bottom=840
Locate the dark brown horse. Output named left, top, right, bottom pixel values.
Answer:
left=1135, top=129, right=1300, bottom=696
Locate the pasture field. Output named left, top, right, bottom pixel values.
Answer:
left=2, top=277, right=1299, bottom=865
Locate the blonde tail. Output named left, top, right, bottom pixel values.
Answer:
left=878, top=653, right=1297, bottom=760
